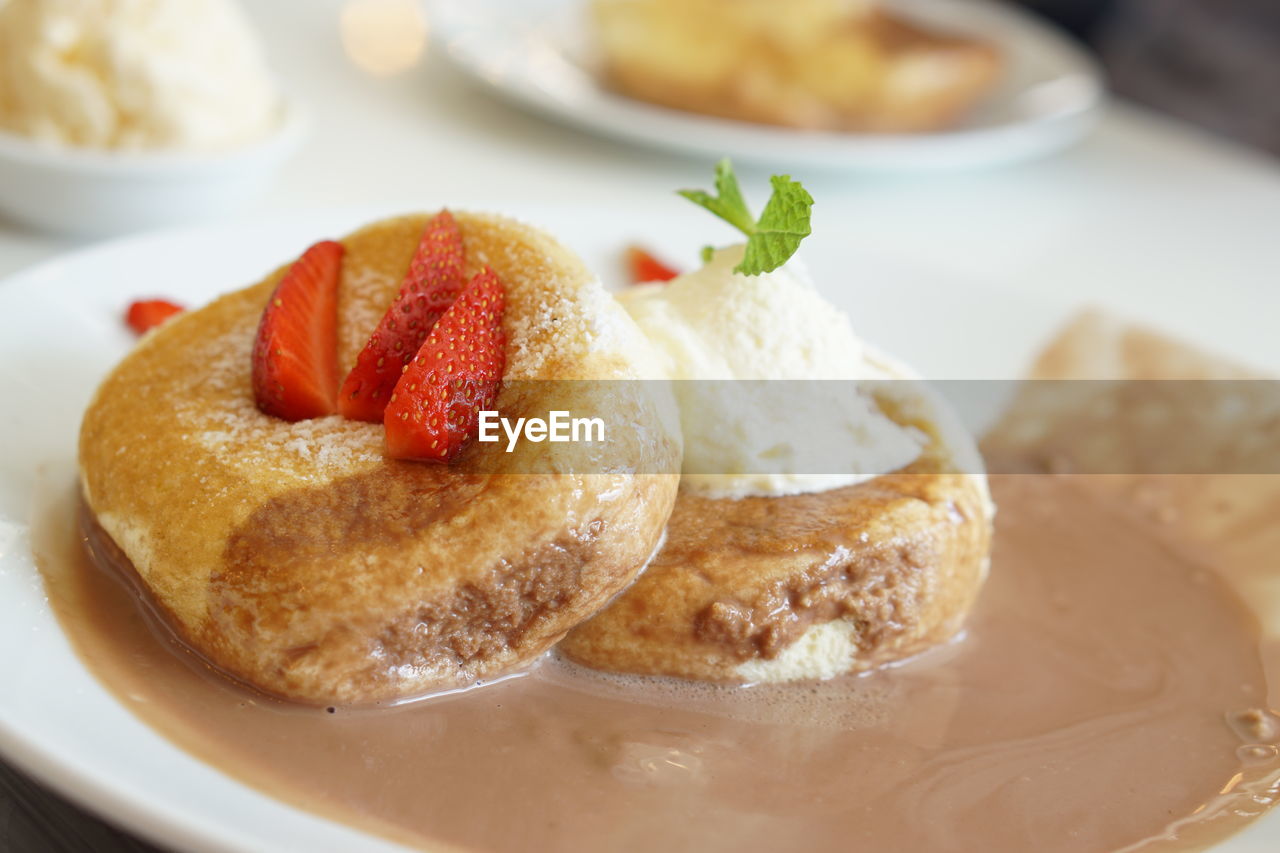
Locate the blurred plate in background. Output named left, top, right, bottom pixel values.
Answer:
left=428, top=0, right=1105, bottom=172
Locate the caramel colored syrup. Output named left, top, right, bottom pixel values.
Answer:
left=33, top=475, right=1280, bottom=852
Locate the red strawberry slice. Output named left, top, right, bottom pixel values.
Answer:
left=338, top=210, right=467, bottom=422
left=384, top=266, right=506, bottom=462
left=125, top=298, right=185, bottom=334
left=252, top=240, right=344, bottom=421
left=625, top=245, right=680, bottom=284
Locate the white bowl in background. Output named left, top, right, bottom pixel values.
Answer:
left=0, top=100, right=308, bottom=238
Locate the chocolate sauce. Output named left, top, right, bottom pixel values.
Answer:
left=34, top=475, right=1280, bottom=852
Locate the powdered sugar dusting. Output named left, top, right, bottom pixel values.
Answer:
left=338, top=265, right=399, bottom=370
left=175, top=312, right=383, bottom=487
left=468, top=234, right=640, bottom=382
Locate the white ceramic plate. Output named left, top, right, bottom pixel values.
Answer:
left=427, top=0, right=1104, bottom=172
left=0, top=206, right=1276, bottom=852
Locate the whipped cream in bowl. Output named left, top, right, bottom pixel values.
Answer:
left=0, top=0, right=306, bottom=236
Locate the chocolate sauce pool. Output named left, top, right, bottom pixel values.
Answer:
left=35, top=476, right=1280, bottom=852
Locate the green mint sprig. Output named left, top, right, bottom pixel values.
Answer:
left=678, top=158, right=814, bottom=276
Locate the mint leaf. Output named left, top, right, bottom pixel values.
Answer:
left=678, top=159, right=813, bottom=276
left=740, top=175, right=813, bottom=276
left=679, top=159, right=757, bottom=239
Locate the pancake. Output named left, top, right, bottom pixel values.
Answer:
left=593, top=0, right=1002, bottom=133
left=78, top=212, right=681, bottom=706
left=559, top=392, right=993, bottom=682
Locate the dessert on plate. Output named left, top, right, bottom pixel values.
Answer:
left=79, top=163, right=988, bottom=704
left=592, top=0, right=1002, bottom=132
left=79, top=211, right=680, bottom=705
left=52, top=164, right=1280, bottom=852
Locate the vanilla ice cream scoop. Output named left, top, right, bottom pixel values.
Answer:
left=617, top=244, right=929, bottom=498
left=0, top=0, right=281, bottom=151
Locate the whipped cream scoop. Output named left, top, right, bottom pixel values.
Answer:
left=0, top=0, right=281, bottom=151
left=618, top=244, right=927, bottom=498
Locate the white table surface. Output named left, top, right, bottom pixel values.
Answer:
left=1, top=0, right=1278, bottom=370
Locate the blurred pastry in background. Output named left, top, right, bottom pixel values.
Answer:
left=592, top=0, right=1003, bottom=132
left=0, top=0, right=282, bottom=151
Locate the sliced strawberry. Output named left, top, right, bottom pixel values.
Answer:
left=338, top=210, right=466, bottom=422
left=125, top=298, right=185, bottom=334
left=252, top=240, right=344, bottom=421
left=625, top=245, right=680, bottom=284
left=384, top=266, right=506, bottom=462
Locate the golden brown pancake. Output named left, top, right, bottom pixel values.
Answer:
left=560, top=401, right=992, bottom=682
left=593, top=0, right=1002, bottom=133
left=79, top=212, right=680, bottom=706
